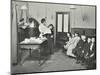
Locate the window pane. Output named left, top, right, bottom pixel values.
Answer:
left=64, top=14, right=69, bottom=32
left=57, top=14, right=62, bottom=32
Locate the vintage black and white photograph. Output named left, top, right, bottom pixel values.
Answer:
left=11, top=0, right=96, bottom=74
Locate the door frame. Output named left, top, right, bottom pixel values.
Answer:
left=54, top=12, right=70, bottom=45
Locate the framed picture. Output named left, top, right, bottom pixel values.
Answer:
left=11, top=0, right=96, bottom=74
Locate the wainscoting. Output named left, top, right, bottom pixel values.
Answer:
left=71, top=28, right=96, bottom=37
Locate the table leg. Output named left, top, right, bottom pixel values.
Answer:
left=29, top=48, right=31, bottom=57
left=38, top=49, right=41, bottom=65
left=20, top=49, right=28, bottom=65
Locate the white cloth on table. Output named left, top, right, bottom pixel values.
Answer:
left=20, top=37, right=47, bottom=44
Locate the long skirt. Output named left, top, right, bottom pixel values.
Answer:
left=28, top=28, right=40, bottom=38
left=66, top=44, right=76, bottom=57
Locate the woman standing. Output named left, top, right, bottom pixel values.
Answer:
left=27, top=17, right=40, bottom=38
left=48, top=24, right=54, bottom=54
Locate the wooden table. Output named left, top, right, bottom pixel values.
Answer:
left=18, top=39, right=47, bottom=65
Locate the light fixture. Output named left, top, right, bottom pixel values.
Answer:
left=20, top=5, right=28, bottom=22
left=20, top=5, right=28, bottom=10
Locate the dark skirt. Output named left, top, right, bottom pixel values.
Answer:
left=28, top=28, right=40, bottom=38
left=18, top=28, right=25, bottom=42
left=73, top=47, right=83, bottom=57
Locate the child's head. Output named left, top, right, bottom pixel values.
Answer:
left=87, top=37, right=91, bottom=43
left=29, top=18, right=34, bottom=23
left=81, top=35, right=86, bottom=41
left=41, top=18, right=46, bottom=25
left=74, top=32, right=79, bottom=37
left=48, top=24, right=54, bottom=30
left=91, top=37, right=95, bottom=43
left=67, top=32, right=72, bottom=37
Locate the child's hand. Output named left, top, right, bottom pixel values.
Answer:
left=90, top=53, right=94, bottom=57
left=51, top=35, right=53, bottom=38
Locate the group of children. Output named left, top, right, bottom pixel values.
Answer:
left=64, top=32, right=96, bottom=68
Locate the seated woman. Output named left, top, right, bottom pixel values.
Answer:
left=72, top=35, right=86, bottom=63
left=64, top=32, right=80, bottom=57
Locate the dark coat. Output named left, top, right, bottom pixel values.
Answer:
left=72, top=39, right=86, bottom=57
left=18, top=28, right=26, bottom=42
left=83, top=42, right=91, bottom=56
left=89, top=42, right=96, bottom=60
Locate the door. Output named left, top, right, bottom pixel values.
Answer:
left=55, top=12, right=70, bottom=46
left=56, top=12, right=70, bottom=33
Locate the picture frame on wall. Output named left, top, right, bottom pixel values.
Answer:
left=11, top=0, right=96, bottom=74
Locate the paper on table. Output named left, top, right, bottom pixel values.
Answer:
left=20, top=37, right=47, bottom=44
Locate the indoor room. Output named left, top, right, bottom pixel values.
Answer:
left=11, top=0, right=96, bottom=74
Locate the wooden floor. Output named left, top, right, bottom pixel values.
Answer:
left=11, top=49, right=87, bottom=74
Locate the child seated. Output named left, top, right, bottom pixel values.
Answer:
left=83, top=37, right=91, bottom=58
left=64, top=32, right=80, bottom=57
left=72, top=35, right=86, bottom=63
left=81, top=37, right=91, bottom=64
left=85, top=37, right=96, bottom=69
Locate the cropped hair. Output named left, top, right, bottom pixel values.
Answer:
left=67, top=32, right=72, bottom=37
left=20, top=18, right=24, bottom=22
left=41, top=18, right=46, bottom=23
left=29, top=18, right=34, bottom=23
